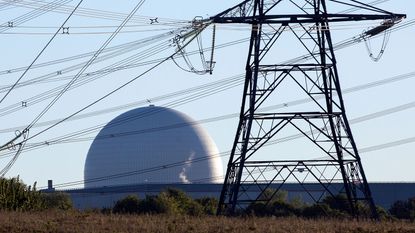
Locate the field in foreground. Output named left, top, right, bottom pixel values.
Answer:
left=1, top=211, right=415, bottom=233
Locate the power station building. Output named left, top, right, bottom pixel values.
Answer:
left=44, top=106, right=415, bottom=210
left=84, top=105, right=223, bottom=187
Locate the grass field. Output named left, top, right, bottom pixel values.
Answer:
left=1, top=211, right=415, bottom=233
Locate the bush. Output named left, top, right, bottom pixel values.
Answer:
left=376, top=206, right=391, bottom=220
left=138, top=195, right=165, bottom=214
left=155, top=188, right=204, bottom=216
left=389, top=197, right=415, bottom=221
left=113, top=195, right=140, bottom=214
left=246, top=202, right=273, bottom=217
left=271, top=200, right=299, bottom=217
left=195, top=197, right=218, bottom=215
left=246, top=190, right=364, bottom=218
left=166, top=188, right=204, bottom=215
left=0, top=176, right=43, bottom=211
left=246, top=189, right=299, bottom=217
left=258, top=189, right=288, bottom=203
left=41, top=192, right=73, bottom=210
left=321, top=193, right=351, bottom=215
left=247, top=200, right=300, bottom=217
left=112, top=188, right=208, bottom=216
left=302, top=203, right=348, bottom=218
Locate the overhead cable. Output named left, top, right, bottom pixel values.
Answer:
left=0, top=0, right=81, bottom=105
left=0, top=0, right=73, bottom=33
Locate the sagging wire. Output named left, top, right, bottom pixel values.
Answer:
left=0, top=16, right=208, bottom=176
left=20, top=25, right=205, bottom=144
left=2, top=17, right=412, bottom=118
left=0, top=29, right=187, bottom=118
left=0, top=0, right=84, bottom=176
left=0, top=0, right=81, bottom=105
left=27, top=0, right=147, bottom=130
left=362, top=17, right=404, bottom=62
left=40, top=128, right=415, bottom=189
left=363, top=29, right=390, bottom=62
left=172, top=17, right=216, bottom=75
left=9, top=0, right=190, bottom=26
left=0, top=129, right=29, bottom=176
left=0, top=32, right=174, bottom=76
left=2, top=69, right=414, bottom=161
left=0, top=0, right=73, bottom=33
left=0, top=0, right=146, bottom=176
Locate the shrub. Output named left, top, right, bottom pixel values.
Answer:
left=302, top=203, right=348, bottom=218
left=156, top=188, right=204, bottom=216
left=0, top=176, right=43, bottom=211
left=247, top=200, right=300, bottom=217
left=152, top=192, right=181, bottom=215
left=195, top=197, right=218, bottom=215
left=113, top=188, right=206, bottom=216
left=271, top=200, right=299, bottom=217
left=321, top=193, right=351, bottom=215
left=246, top=189, right=300, bottom=217
left=41, top=192, right=73, bottom=210
left=258, top=189, right=288, bottom=203
left=138, top=192, right=183, bottom=215
left=376, top=206, right=391, bottom=220
left=246, top=202, right=273, bottom=217
left=389, top=197, right=415, bottom=221
left=137, top=195, right=165, bottom=214
left=113, top=195, right=140, bottom=214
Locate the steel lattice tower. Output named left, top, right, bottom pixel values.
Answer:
left=210, top=0, right=405, bottom=218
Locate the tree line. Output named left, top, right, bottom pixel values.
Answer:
left=1, top=176, right=415, bottom=221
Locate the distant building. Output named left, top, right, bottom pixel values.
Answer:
left=84, top=105, right=223, bottom=188
left=44, top=106, right=415, bottom=211
left=58, top=182, right=415, bottom=210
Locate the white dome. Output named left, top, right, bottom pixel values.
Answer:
left=84, top=106, right=223, bottom=188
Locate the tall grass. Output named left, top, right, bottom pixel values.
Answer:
left=0, top=211, right=414, bottom=233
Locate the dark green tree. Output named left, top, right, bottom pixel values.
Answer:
left=112, top=195, right=140, bottom=214
left=195, top=197, right=218, bottom=215
left=389, top=197, right=415, bottom=221
left=136, top=188, right=204, bottom=216
left=246, top=189, right=300, bottom=217
left=41, top=192, right=73, bottom=210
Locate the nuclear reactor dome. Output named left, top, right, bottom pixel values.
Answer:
left=84, top=106, right=223, bottom=188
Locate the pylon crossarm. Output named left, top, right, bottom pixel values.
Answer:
left=212, top=13, right=405, bottom=24
left=210, top=0, right=405, bottom=24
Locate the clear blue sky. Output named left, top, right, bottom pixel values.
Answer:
left=0, top=0, right=414, bottom=188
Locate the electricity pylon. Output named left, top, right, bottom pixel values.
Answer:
left=210, top=0, right=405, bottom=218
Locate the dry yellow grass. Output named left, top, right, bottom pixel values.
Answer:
left=0, top=211, right=414, bottom=233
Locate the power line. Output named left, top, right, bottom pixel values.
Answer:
left=26, top=0, right=147, bottom=129
left=27, top=70, right=415, bottom=145
left=0, top=0, right=83, bottom=104
left=0, top=0, right=73, bottom=33
left=5, top=0, right=189, bottom=25
left=0, top=30, right=180, bottom=77
left=0, top=0, right=85, bottom=176
left=2, top=75, right=414, bottom=161
left=16, top=24, right=207, bottom=147
left=0, top=31, right=178, bottom=116
left=0, top=0, right=151, bottom=175
left=40, top=131, right=415, bottom=189
left=0, top=74, right=244, bottom=133
left=1, top=16, right=413, bottom=111
left=2, top=17, right=413, bottom=118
